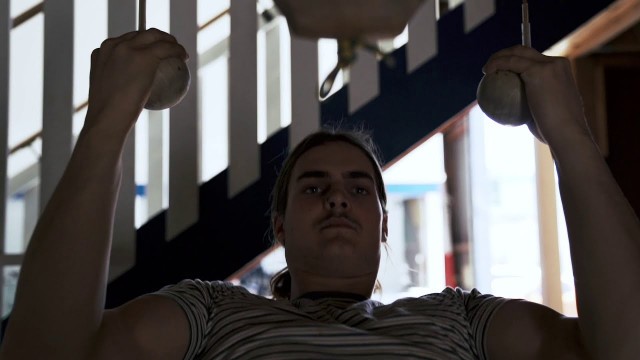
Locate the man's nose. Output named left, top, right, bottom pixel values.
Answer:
left=325, top=188, right=349, bottom=211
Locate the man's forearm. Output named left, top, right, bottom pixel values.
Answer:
left=553, top=133, right=640, bottom=359
left=0, top=122, right=129, bottom=360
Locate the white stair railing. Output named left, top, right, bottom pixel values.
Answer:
left=1, top=0, right=497, bottom=328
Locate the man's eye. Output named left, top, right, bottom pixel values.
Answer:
left=304, top=186, right=321, bottom=194
left=354, top=187, right=369, bottom=195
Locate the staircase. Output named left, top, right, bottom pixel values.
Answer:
left=103, top=0, right=617, bottom=307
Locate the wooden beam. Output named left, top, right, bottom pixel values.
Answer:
left=547, top=0, right=640, bottom=58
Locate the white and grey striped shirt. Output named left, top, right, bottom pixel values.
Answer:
left=155, top=279, right=509, bottom=360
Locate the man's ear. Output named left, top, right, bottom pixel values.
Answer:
left=382, top=213, right=389, bottom=243
left=273, top=213, right=285, bottom=246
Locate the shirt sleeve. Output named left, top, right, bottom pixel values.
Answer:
left=152, top=279, right=228, bottom=360
left=448, top=287, right=511, bottom=360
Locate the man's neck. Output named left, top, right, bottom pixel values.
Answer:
left=289, top=270, right=376, bottom=300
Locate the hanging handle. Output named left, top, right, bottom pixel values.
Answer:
left=137, top=0, right=192, bottom=110
left=139, top=0, right=146, bottom=31
left=522, top=0, right=531, bottom=47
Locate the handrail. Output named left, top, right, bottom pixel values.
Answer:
left=199, top=9, right=230, bottom=32
left=7, top=5, right=233, bottom=156
left=12, top=3, right=231, bottom=32
left=8, top=100, right=88, bottom=156
left=11, top=2, right=44, bottom=29
left=8, top=132, right=40, bottom=156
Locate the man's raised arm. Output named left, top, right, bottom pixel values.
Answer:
left=484, top=45, right=640, bottom=360
left=0, top=29, right=189, bottom=360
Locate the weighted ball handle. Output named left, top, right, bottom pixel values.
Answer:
left=476, top=0, right=532, bottom=126
left=139, top=0, right=191, bottom=111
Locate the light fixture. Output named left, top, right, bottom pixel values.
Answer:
left=274, top=0, right=425, bottom=98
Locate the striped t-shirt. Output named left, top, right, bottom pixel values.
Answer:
left=154, top=279, right=509, bottom=360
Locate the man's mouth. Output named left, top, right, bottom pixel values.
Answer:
left=319, top=216, right=358, bottom=231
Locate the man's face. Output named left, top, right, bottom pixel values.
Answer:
left=274, top=141, right=388, bottom=280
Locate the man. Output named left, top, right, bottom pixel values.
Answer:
left=0, top=28, right=638, bottom=360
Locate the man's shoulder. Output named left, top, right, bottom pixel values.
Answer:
left=154, top=278, right=260, bottom=301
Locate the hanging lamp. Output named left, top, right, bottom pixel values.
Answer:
left=274, top=0, right=425, bottom=98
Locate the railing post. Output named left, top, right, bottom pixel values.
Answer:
left=464, top=0, right=495, bottom=33
left=41, top=0, right=74, bottom=213
left=23, top=186, right=39, bottom=248
left=0, top=0, right=9, bottom=251
left=289, top=35, right=319, bottom=148
left=167, top=0, right=199, bottom=240
left=348, top=47, right=379, bottom=114
left=407, top=0, right=438, bottom=73
left=265, top=18, right=283, bottom=139
left=147, top=110, right=165, bottom=219
left=0, top=0, right=10, bottom=337
left=108, top=0, right=136, bottom=280
left=228, top=0, right=259, bottom=197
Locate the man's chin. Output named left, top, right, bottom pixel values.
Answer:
left=319, top=234, right=361, bottom=252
